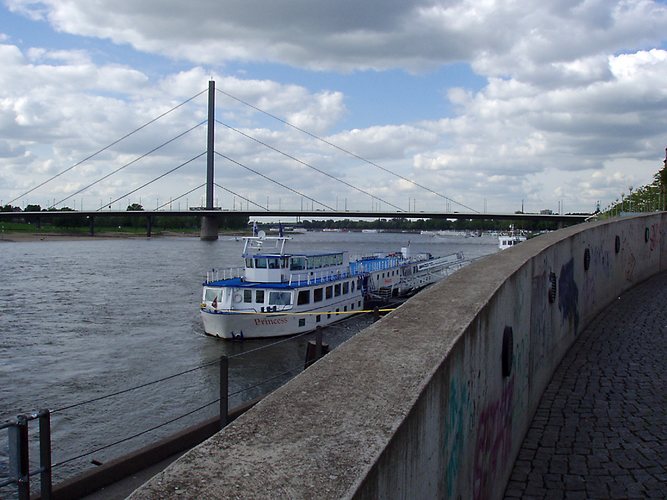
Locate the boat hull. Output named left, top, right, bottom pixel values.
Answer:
left=201, top=295, right=364, bottom=339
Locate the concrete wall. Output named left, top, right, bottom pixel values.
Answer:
left=130, top=214, right=666, bottom=500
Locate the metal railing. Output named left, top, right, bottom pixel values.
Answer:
left=288, top=270, right=352, bottom=286
left=204, top=267, right=244, bottom=283
left=0, top=410, right=52, bottom=500
left=0, top=323, right=339, bottom=499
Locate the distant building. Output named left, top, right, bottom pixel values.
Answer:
left=540, top=209, right=554, bottom=215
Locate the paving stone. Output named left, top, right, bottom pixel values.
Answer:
left=504, top=271, right=667, bottom=499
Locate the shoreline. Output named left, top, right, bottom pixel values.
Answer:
left=0, top=231, right=244, bottom=242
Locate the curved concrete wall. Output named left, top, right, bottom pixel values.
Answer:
left=131, top=214, right=666, bottom=499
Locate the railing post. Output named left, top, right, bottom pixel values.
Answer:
left=38, top=409, right=52, bottom=499
left=315, top=326, right=323, bottom=360
left=12, top=415, right=30, bottom=500
left=219, top=356, right=229, bottom=430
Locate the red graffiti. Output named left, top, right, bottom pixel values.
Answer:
left=473, top=377, right=514, bottom=500
left=649, top=224, right=659, bottom=252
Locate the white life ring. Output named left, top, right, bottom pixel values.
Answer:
left=233, top=293, right=243, bottom=303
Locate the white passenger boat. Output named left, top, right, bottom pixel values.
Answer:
left=498, top=233, right=527, bottom=250
left=200, top=234, right=466, bottom=339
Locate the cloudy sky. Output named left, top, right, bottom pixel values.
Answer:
left=1, top=0, right=666, bottom=216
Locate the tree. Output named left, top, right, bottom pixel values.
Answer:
left=127, top=203, right=144, bottom=211
left=660, top=149, right=667, bottom=211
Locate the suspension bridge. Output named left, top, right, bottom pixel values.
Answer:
left=0, top=81, right=591, bottom=239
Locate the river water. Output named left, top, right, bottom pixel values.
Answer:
left=0, top=230, right=498, bottom=493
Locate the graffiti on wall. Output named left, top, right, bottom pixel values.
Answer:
left=473, top=376, right=515, bottom=500
left=648, top=223, right=662, bottom=252
left=443, top=376, right=469, bottom=497
left=558, top=258, right=580, bottom=333
left=582, top=244, right=611, bottom=311
left=623, top=239, right=636, bottom=282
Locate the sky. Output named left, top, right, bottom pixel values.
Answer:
left=1, top=0, right=667, bottom=216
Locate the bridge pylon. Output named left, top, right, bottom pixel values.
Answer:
left=201, top=80, right=219, bottom=240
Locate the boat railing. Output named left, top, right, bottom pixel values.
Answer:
left=350, top=256, right=402, bottom=274
left=415, top=252, right=466, bottom=272
left=288, top=270, right=352, bottom=287
left=205, top=267, right=244, bottom=284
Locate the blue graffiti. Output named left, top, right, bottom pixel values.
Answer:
left=444, top=378, right=467, bottom=496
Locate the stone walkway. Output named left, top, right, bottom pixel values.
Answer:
left=504, top=271, right=667, bottom=499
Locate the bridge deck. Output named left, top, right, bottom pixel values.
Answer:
left=505, top=271, right=667, bottom=499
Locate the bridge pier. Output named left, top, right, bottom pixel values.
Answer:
left=200, top=216, right=219, bottom=241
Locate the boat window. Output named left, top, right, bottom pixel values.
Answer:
left=325, top=286, right=333, bottom=299
left=243, top=290, right=252, bottom=303
left=351, top=281, right=355, bottom=292
left=204, top=288, right=220, bottom=302
left=299, top=318, right=306, bottom=327
left=290, top=257, right=306, bottom=271
left=255, top=290, right=265, bottom=303
left=269, top=291, right=292, bottom=305
left=255, top=258, right=268, bottom=269
left=297, top=290, right=310, bottom=305
left=316, top=315, right=321, bottom=323
left=314, top=288, right=323, bottom=302
left=343, top=282, right=349, bottom=294
left=245, top=258, right=254, bottom=268
left=334, top=284, right=341, bottom=297
left=267, top=258, right=280, bottom=269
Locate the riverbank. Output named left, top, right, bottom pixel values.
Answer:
left=0, top=230, right=246, bottom=242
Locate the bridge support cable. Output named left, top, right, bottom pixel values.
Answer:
left=213, top=183, right=269, bottom=211
left=215, top=87, right=478, bottom=213
left=216, top=120, right=404, bottom=212
left=98, top=152, right=207, bottom=211
left=214, top=151, right=334, bottom=211
left=155, top=183, right=205, bottom=211
left=8, top=88, right=208, bottom=206
left=154, top=181, right=269, bottom=212
left=53, top=120, right=207, bottom=209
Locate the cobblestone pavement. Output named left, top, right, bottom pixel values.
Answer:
left=504, top=271, right=667, bottom=499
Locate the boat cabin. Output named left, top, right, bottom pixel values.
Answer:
left=242, top=236, right=350, bottom=284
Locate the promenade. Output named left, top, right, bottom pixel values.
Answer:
left=504, top=271, right=667, bottom=499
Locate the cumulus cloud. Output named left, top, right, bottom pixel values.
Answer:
left=1, top=0, right=667, bottom=213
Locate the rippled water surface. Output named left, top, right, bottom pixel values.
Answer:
left=0, top=231, right=498, bottom=493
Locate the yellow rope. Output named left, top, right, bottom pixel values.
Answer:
left=201, top=306, right=396, bottom=316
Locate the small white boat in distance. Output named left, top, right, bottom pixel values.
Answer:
left=498, top=234, right=527, bottom=250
